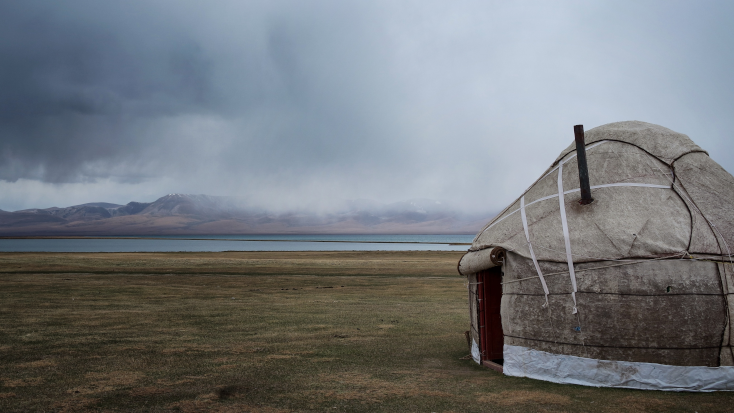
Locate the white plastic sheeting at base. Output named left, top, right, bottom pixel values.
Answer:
left=503, top=345, right=734, bottom=392
left=471, top=338, right=481, bottom=364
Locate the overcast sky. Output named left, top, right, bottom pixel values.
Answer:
left=1, top=0, right=733, bottom=213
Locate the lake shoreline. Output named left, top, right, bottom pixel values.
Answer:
left=0, top=234, right=474, bottom=253
left=0, top=235, right=470, bottom=245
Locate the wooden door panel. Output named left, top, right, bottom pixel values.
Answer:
left=478, top=267, right=503, bottom=361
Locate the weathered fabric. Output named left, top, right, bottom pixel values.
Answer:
left=461, top=121, right=734, bottom=390
left=674, top=152, right=734, bottom=255
left=460, top=121, right=733, bottom=267
left=504, top=345, right=734, bottom=392
left=718, top=262, right=734, bottom=366
left=500, top=251, right=726, bottom=367
left=553, top=120, right=706, bottom=167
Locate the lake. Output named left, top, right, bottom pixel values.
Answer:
left=0, top=234, right=474, bottom=252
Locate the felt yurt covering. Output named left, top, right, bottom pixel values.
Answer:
left=458, top=121, right=734, bottom=391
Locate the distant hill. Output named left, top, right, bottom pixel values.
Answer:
left=0, top=194, right=494, bottom=235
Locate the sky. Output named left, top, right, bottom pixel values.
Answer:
left=1, top=0, right=733, bottom=214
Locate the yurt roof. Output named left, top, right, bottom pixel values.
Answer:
left=459, top=121, right=734, bottom=275
left=552, top=121, right=706, bottom=166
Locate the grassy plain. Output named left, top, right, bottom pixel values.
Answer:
left=0, top=251, right=732, bottom=412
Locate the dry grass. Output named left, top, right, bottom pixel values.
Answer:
left=0, top=251, right=732, bottom=412
left=477, top=390, right=572, bottom=406
left=0, top=250, right=463, bottom=277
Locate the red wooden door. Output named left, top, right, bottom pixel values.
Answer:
left=478, top=267, right=503, bottom=362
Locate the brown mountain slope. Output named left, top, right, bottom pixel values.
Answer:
left=0, top=194, right=493, bottom=235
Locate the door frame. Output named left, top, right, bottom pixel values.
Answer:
left=477, top=266, right=504, bottom=371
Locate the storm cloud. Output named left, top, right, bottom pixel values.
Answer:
left=1, top=0, right=733, bottom=213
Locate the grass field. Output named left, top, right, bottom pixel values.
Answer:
left=1, top=251, right=732, bottom=412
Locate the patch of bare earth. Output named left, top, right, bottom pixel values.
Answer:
left=614, top=395, right=677, bottom=412
left=52, top=396, right=99, bottom=413
left=129, top=386, right=171, bottom=397
left=167, top=391, right=291, bottom=413
left=3, top=377, right=44, bottom=387
left=17, top=359, right=56, bottom=368
left=477, top=390, right=572, bottom=406
left=67, top=371, right=144, bottom=395
left=303, top=371, right=455, bottom=404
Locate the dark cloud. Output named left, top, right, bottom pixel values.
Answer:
left=1, top=1, right=734, bottom=213
left=0, top=1, right=217, bottom=182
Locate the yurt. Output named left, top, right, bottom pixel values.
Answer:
left=458, top=121, right=734, bottom=391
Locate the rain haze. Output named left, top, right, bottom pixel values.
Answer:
left=1, top=0, right=733, bottom=214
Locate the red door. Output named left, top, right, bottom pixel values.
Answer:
left=477, top=267, right=503, bottom=362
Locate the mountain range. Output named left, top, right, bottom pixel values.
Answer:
left=0, top=194, right=493, bottom=235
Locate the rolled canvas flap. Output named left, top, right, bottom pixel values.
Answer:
left=458, top=247, right=498, bottom=275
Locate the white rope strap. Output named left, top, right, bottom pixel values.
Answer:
left=521, top=195, right=550, bottom=307
left=477, top=141, right=609, bottom=239
left=557, top=162, right=579, bottom=314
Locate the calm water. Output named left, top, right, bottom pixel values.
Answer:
left=0, top=234, right=474, bottom=252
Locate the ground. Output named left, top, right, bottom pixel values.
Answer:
left=0, top=251, right=731, bottom=412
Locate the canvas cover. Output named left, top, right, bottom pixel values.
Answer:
left=504, top=345, right=734, bottom=392
left=500, top=250, right=728, bottom=367
left=460, top=120, right=733, bottom=270
left=460, top=121, right=734, bottom=390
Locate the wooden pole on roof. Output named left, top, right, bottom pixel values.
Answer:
left=574, top=125, right=594, bottom=205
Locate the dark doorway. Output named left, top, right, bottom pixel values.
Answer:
left=477, top=267, right=503, bottom=364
